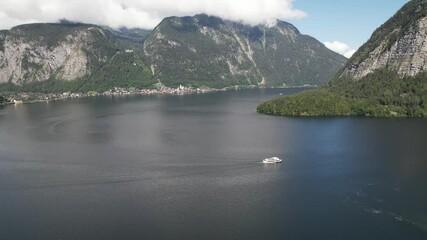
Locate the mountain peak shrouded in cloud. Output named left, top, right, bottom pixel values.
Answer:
left=0, top=0, right=306, bottom=30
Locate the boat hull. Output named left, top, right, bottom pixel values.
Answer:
left=262, top=157, right=282, bottom=164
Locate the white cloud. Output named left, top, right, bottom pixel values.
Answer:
left=0, top=0, right=306, bottom=30
left=323, top=41, right=356, bottom=58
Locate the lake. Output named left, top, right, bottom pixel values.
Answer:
left=0, top=88, right=426, bottom=239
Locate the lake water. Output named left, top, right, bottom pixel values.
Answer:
left=0, top=88, right=426, bottom=239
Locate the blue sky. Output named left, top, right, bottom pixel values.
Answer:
left=291, top=0, right=409, bottom=53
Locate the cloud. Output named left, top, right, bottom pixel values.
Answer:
left=0, top=0, right=306, bottom=30
left=323, top=41, right=356, bottom=58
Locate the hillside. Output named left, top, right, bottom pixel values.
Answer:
left=258, top=0, right=427, bottom=117
left=0, top=15, right=346, bottom=93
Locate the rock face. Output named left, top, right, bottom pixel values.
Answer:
left=341, top=0, right=427, bottom=79
left=0, top=23, right=116, bottom=85
left=144, top=14, right=346, bottom=87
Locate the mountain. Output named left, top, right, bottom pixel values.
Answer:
left=0, top=15, right=346, bottom=93
left=0, top=21, right=156, bottom=93
left=258, top=0, right=427, bottom=117
left=340, top=0, right=427, bottom=79
left=0, top=21, right=155, bottom=92
left=143, top=14, right=346, bottom=88
left=0, top=22, right=113, bottom=84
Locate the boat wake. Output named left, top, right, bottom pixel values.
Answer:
left=345, top=182, right=427, bottom=232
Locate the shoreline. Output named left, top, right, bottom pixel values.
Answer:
left=0, top=85, right=315, bottom=105
left=1, top=86, right=220, bottom=105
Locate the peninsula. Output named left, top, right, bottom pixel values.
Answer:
left=257, top=0, right=427, bottom=117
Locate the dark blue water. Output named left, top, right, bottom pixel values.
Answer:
left=0, top=88, right=426, bottom=239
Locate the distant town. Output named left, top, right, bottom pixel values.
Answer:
left=0, top=85, right=223, bottom=105
left=0, top=84, right=318, bottom=105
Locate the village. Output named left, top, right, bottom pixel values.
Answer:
left=1, top=85, right=223, bottom=104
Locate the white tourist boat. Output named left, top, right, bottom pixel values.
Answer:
left=263, top=157, right=282, bottom=164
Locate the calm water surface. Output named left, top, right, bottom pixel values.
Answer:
left=0, top=88, right=426, bottom=239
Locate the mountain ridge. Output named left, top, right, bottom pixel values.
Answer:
left=0, top=14, right=346, bottom=93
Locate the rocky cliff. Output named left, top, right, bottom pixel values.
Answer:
left=0, top=23, right=117, bottom=85
left=341, top=0, right=427, bottom=79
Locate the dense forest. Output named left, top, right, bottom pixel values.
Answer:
left=257, top=69, right=427, bottom=117
left=0, top=95, right=8, bottom=105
